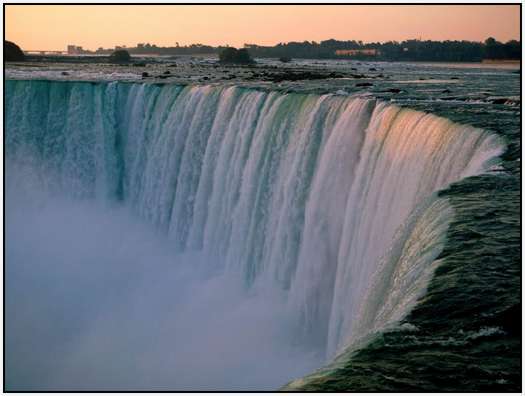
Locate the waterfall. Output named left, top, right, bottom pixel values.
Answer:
left=6, top=80, right=504, bottom=366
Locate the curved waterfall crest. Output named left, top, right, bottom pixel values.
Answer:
left=5, top=80, right=505, bottom=359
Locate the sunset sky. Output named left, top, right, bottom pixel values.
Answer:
left=5, top=5, right=520, bottom=51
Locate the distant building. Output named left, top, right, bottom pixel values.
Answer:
left=67, top=45, right=84, bottom=55
left=335, top=48, right=380, bottom=57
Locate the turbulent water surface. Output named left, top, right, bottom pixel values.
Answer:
left=5, top=61, right=520, bottom=391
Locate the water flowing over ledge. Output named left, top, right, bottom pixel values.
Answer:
left=5, top=80, right=505, bottom=390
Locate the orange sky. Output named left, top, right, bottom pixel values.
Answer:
left=5, top=5, right=521, bottom=51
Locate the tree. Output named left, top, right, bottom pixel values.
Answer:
left=109, top=49, right=131, bottom=63
left=4, top=41, right=25, bottom=61
left=485, top=37, right=497, bottom=46
left=219, top=47, right=255, bottom=64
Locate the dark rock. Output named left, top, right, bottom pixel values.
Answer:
left=442, top=89, right=452, bottom=94
left=141, top=72, right=149, bottom=78
left=265, top=70, right=343, bottom=82
left=385, top=88, right=402, bottom=93
left=493, top=303, right=520, bottom=336
left=61, top=71, right=69, bottom=76
left=369, top=67, right=377, bottom=71
left=279, top=56, right=292, bottom=63
left=356, top=82, right=374, bottom=87
left=491, top=98, right=509, bottom=105
left=450, top=77, right=460, bottom=80
left=4, top=40, right=25, bottom=61
left=163, top=70, right=171, bottom=75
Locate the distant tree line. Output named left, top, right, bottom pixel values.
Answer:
left=93, top=43, right=228, bottom=56
left=245, top=38, right=521, bottom=61
left=70, top=37, right=522, bottom=62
